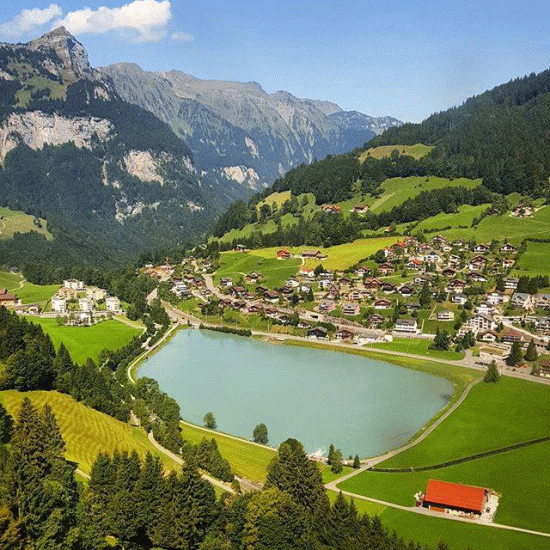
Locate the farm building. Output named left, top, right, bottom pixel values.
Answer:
left=423, top=479, right=488, bottom=515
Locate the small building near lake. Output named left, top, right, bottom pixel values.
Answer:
left=423, top=479, right=488, bottom=515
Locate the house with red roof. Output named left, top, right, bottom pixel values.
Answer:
left=423, top=479, right=488, bottom=515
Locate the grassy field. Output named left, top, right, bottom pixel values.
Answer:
left=369, top=176, right=481, bottom=214
left=180, top=421, right=276, bottom=482
left=512, top=241, right=550, bottom=277
left=0, top=271, right=23, bottom=289
left=379, top=376, right=550, bottom=468
left=0, top=271, right=59, bottom=304
left=359, top=144, right=434, bottom=162
left=378, top=507, right=550, bottom=550
left=339, top=440, right=550, bottom=533
left=430, top=206, right=550, bottom=244
left=0, top=207, right=52, bottom=241
left=411, top=203, right=489, bottom=233
left=0, top=390, right=180, bottom=474
left=25, top=317, right=143, bottom=365
left=367, top=338, right=465, bottom=361
left=215, top=252, right=302, bottom=289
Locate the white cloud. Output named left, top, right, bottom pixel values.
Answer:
left=54, top=0, right=172, bottom=43
left=172, top=31, right=193, bottom=42
left=0, top=4, right=62, bottom=40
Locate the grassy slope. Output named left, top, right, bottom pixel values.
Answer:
left=513, top=241, right=550, bottom=277
left=339, top=440, right=550, bottom=533
left=369, top=176, right=482, bottom=214
left=359, top=144, right=434, bottom=162
left=0, top=390, right=180, bottom=474
left=181, top=421, right=276, bottom=482
left=380, top=376, right=550, bottom=468
left=0, top=207, right=52, bottom=241
left=215, top=252, right=302, bottom=289
left=26, top=317, right=143, bottom=365
left=411, top=203, right=489, bottom=233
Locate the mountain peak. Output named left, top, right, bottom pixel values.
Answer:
left=28, top=26, right=92, bottom=78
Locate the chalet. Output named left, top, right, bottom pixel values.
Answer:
left=504, top=277, right=519, bottom=290
left=535, top=317, right=550, bottom=334
left=354, top=266, right=371, bottom=277
left=246, top=304, right=263, bottom=314
left=502, top=328, right=524, bottom=343
left=423, top=479, right=488, bottom=516
left=353, top=205, right=370, bottom=214
left=424, top=251, right=440, bottom=264
left=265, top=308, right=278, bottom=318
left=318, top=299, right=337, bottom=313
left=468, top=272, right=487, bottom=283
left=281, top=287, right=294, bottom=296
left=299, top=267, right=315, bottom=277
left=339, top=277, right=352, bottom=286
left=232, top=300, right=246, bottom=310
left=449, top=254, right=461, bottom=265
left=322, top=204, right=341, bottom=213
left=318, top=279, right=332, bottom=290
left=442, top=268, right=456, bottom=278
left=446, top=279, right=467, bottom=292
left=378, top=262, right=395, bottom=275
left=500, top=243, right=517, bottom=253
left=474, top=243, right=490, bottom=253
left=368, top=314, right=386, bottom=326
left=437, top=310, right=455, bottom=321
left=511, top=292, right=532, bottom=310
left=277, top=249, right=291, bottom=260
left=451, top=293, right=467, bottom=305
left=407, top=258, right=423, bottom=270
left=538, top=359, right=550, bottom=378
left=234, top=244, right=247, bottom=252
left=335, top=328, right=355, bottom=341
left=501, top=258, right=515, bottom=269
left=342, top=302, right=360, bottom=316
left=0, top=293, right=17, bottom=306
left=405, top=302, right=421, bottom=311
left=264, top=290, right=279, bottom=303
left=255, top=285, right=268, bottom=295
left=297, top=321, right=311, bottom=329
left=394, top=319, right=417, bottom=333
left=308, top=326, right=328, bottom=339
left=220, top=277, right=233, bottom=288
left=245, top=272, right=263, bottom=283
left=381, top=282, right=397, bottom=294
left=454, top=238, right=467, bottom=249
left=431, top=235, right=447, bottom=245
left=460, top=313, right=494, bottom=334
left=399, top=284, right=414, bottom=296
left=285, top=278, right=300, bottom=288
left=364, top=278, right=381, bottom=290
left=347, top=290, right=363, bottom=302
left=201, top=289, right=213, bottom=297
left=301, top=250, right=323, bottom=259
left=231, top=286, right=247, bottom=297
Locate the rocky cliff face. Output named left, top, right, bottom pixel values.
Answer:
left=101, top=63, right=403, bottom=191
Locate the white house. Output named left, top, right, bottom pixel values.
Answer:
left=106, top=296, right=121, bottom=312
left=52, top=296, right=66, bottom=313
left=63, top=279, right=84, bottom=290
left=79, top=298, right=94, bottom=312
left=394, top=319, right=418, bottom=333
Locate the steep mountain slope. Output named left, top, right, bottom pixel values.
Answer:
left=367, top=68, right=550, bottom=196
left=101, top=63, right=402, bottom=191
left=0, top=28, right=220, bottom=266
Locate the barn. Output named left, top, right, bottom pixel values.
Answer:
left=423, top=479, right=487, bottom=515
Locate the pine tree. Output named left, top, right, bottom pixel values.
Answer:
left=484, top=360, right=500, bottom=383
left=353, top=455, right=361, bottom=469
left=330, top=449, right=343, bottom=474
left=524, top=338, right=538, bottom=362
left=327, top=443, right=335, bottom=465
left=507, top=341, right=523, bottom=366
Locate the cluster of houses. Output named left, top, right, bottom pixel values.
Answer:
left=51, top=279, right=122, bottom=323
left=0, top=288, right=18, bottom=307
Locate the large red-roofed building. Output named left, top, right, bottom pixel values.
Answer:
left=423, top=479, right=487, bottom=515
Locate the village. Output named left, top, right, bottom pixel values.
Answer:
left=145, top=234, right=550, bottom=379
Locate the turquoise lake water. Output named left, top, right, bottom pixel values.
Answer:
left=139, top=329, right=453, bottom=457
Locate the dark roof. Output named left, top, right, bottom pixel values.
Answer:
left=425, top=480, right=486, bottom=513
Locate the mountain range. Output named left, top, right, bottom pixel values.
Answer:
left=0, top=27, right=401, bottom=266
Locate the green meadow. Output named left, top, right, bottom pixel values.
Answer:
left=339, top=440, right=550, bottom=533
left=378, top=507, right=550, bottom=550
left=359, top=144, right=434, bottom=162
left=367, top=337, right=465, bottom=361
left=180, top=421, right=276, bottom=482
left=369, top=176, right=482, bottom=214
left=0, top=390, right=180, bottom=474
left=215, top=251, right=302, bottom=288
left=25, top=317, right=143, bottom=365
left=513, top=240, right=550, bottom=277
left=380, top=376, right=550, bottom=468
left=0, top=207, right=52, bottom=241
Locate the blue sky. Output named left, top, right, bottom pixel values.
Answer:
left=0, top=0, right=548, bottom=122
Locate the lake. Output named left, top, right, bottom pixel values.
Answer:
left=139, top=329, right=454, bottom=457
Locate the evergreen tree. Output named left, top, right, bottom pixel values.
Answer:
left=204, top=411, right=217, bottom=429
left=327, top=443, right=335, bottom=465
left=330, top=449, right=343, bottom=474
left=353, top=455, right=361, bottom=469
left=524, top=338, right=538, bottom=362
left=507, top=341, right=524, bottom=366
left=484, top=360, right=500, bottom=383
